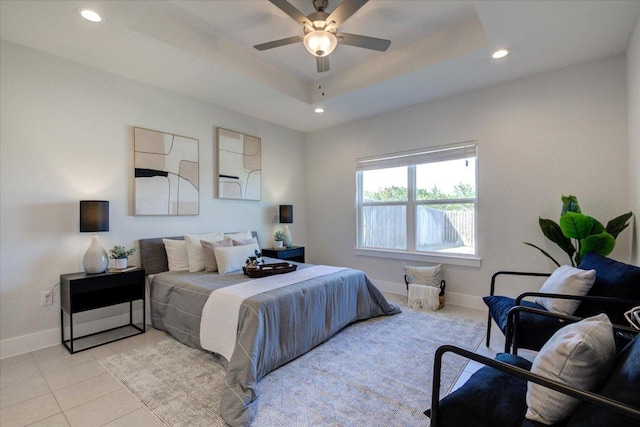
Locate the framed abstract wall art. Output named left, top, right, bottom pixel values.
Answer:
left=134, top=127, right=199, bottom=215
left=217, top=127, right=261, bottom=201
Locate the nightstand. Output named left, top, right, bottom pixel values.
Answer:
left=262, top=246, right=305, bottom=263
left=60, top=268, right=146, bottom=353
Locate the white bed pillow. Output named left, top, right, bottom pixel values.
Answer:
left=201, top=238, right=233, bottom=272
left=184, top=232, right=224, bottom=272
left=215, top=243, right=260, bottom=274
left=232, top=237, right=259, bottom=247
left=225, top=230, right=253, bottom=241
left=162, top=239, right=189, bottom=272
left=534, top=265, right=596, bottom=315
left=525, top=313, right=615, bottom=424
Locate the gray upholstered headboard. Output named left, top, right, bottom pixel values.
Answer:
left=139, top=236, right=183, bottom=275
left=139, top=231, right=258, bottom=275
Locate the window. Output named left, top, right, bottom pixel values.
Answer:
left=356, top=142, right=478, bottom=264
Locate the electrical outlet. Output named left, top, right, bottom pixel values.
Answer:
left=40, top=291, right=53, bottom=306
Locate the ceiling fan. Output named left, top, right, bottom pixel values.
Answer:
left=254, top=0, right=391, bottom=73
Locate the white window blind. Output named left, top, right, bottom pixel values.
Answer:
left=356, top=141, right=477, bottom=171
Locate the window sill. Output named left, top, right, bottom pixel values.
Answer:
left=354, top=248, right=482, bottom=268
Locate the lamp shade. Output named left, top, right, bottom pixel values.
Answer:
left=80, top=200, right=109, bottom=232
left=279, top=205, right=293, bottom=224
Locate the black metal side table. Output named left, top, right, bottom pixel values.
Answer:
left=262, top=246, right=305, bottom=263
left=60, top=268, right=145, bottom=353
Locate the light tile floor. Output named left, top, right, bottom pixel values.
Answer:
left=0, top=295, right=533, bottom=426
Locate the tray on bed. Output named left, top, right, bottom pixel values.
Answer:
left=243, top=263, right=297, bottom=278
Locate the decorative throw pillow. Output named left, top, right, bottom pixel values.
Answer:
left=163, top=239, right=189, bottom=272
left=215, top=243, right=260, bottom=274
left=534, top=265, right=596, bottom=315
left=184, top=232, right=224, bottom=272
left=232, top=237, right=258, bottom=247
left=225, top=230, right=253, bottom=241
left=525, top=313, right=616, bottom=424
left=574, top=252, right=640, bottom=325
left=404, top=264, right=442, bottom=288
left=201, top=238, right=233, bottom=272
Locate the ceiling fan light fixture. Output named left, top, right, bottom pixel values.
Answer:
left=304, top=31, right=337, bottom=57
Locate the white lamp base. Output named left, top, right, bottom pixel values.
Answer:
left=83, top=234, right=108, bottom=274
left=283, top=224, right=293, bottom=247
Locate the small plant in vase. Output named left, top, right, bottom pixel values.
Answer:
left=273, top=231, right=285, bottom=248
left=245, top=250, right=264, bottom=269
left=109, top=245, right=137, bottom=269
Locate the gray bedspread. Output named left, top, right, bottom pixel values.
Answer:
left=149, top=259, right=400, bottom=426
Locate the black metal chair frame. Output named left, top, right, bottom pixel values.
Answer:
left=431, top=310, right=640, bottom=427
left=486, top=270, right=640, bottom=350
left=486, top=271, right=550, bottom=347
left=505, top=298, right=640, bottom=354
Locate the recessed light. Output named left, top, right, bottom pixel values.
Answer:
left=79, top=9, right=102, bottom=23
left=314, top=107, right=325, bottom=113
left=492, top=49, right=509, bottom=59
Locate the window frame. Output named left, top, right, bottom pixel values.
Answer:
left=355, top=141, right=481, bottom=267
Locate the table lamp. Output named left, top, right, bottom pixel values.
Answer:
left=279, top=205, right=293, bottom=247
left=80, top=200, right=109, bottom=274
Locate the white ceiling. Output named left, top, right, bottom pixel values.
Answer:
left=1, top=0, right=639, bottom=133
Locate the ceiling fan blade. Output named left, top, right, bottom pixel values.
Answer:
left=336, top=32, right=391, bottom=52
left=268, top=0, right=311, bottom=26
left=254, top=35, right=304, bottom=51
left=325, top=0, right=369, bottom=28
left=316, top=55, right=330, bottom=73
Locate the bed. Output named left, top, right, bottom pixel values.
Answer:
left=140, top=234, right=401, bottom=426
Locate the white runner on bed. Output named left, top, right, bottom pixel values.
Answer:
left=200, top=265, right=346, bottom=362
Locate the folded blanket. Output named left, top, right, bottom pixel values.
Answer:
left=408, top=283, right=441, bottom=311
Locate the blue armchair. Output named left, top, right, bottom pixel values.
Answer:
left=427, top=310, right=640, bottom=427
left=484, top=252, right=640, bottom=352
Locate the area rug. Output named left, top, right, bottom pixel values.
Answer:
left=100, top=303, right=485, bottom=426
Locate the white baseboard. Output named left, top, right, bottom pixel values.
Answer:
left=0, top=310, right=145, bottom=359
left=373, top=279, right=407, bottom=295
left=0, top=328, right=61, bottom=359
left=445, top=291, right=486, bottom=311
left=374, top=279, right=485, bottom=311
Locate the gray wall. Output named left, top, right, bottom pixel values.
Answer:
left=628, top=16, right=640, bottom=265
left=0, top=41, right=307, bottom=355
left=305, top=54, right=631, bottom=306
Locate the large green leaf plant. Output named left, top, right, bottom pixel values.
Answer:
left=524, top=195, right=632, bottom=267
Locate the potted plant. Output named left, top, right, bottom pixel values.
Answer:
left=245, top=250, right=264, bottom=269
left=524, top=195, right=632, bottom=267
left=109, top=245, right=137, bottom=269
left=273, top=231, right=285, bottom=248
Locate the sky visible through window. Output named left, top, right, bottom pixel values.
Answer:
left=363, top=158, right=475, bottom=197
